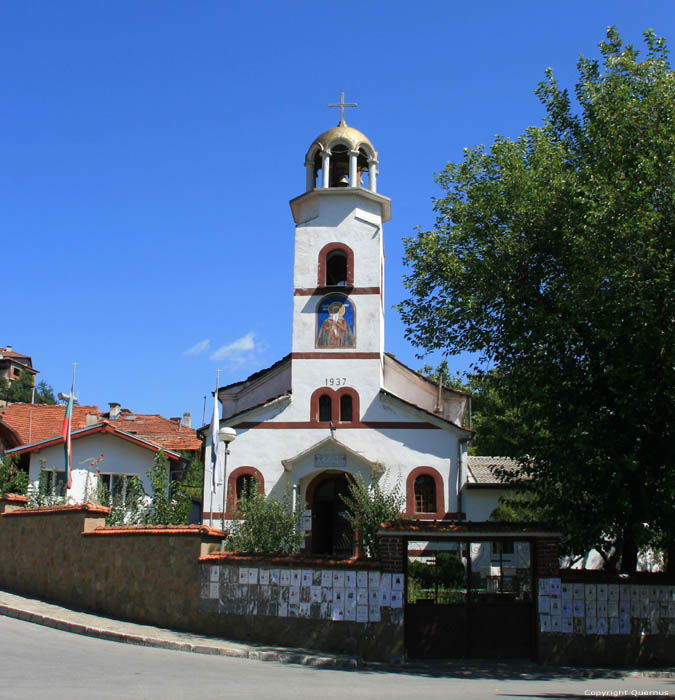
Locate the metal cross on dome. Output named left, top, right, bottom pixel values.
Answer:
left=328, top=92, right=357, bottom=124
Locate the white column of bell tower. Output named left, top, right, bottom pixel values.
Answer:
left=287, top=121, right=391, bottom=427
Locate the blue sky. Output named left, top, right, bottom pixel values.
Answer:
left=3, top=1, right=673, bottom=427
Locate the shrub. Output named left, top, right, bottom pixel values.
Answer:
left=225, top=482, right=304, bottom=553
left=340, top=472, right=404, bottom=558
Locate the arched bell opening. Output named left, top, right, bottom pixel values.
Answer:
left=310, top=141, right=376, bottom=190
left=326, top=250, right=348, bottom=286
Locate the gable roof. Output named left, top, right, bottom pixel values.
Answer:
left=379, top=389, right=473, bottom=436
left=466, top=455, right=521, bottom=485
left=384, top=353, right=468, bottom=397
left=0, top=403, right=201, bottom=451
left=102, top=411, right=201, bottom=451
left=0, top=403, right=100, bottom=444
left=5, top=422, right=185, bottom=461
left=280, top=435, right=381, bottom=472
left=218, top=354, right=291, bottom=393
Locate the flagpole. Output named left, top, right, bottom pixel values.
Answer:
left=209, top=369, right=221, bottom=526
left=65, top=362, right=77, bottom=495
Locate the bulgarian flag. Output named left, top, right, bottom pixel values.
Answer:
left=61, top=385, right=74, bottom=490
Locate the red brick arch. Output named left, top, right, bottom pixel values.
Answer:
left=224, top=466, right=264, bottom=518
left=317, top=242, right=354, bottom=287
left=405, top=466, right=445, bottom=520
left=309, top=387, right=360, bottom=426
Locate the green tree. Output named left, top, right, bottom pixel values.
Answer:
left=225, top=482, right=304, bottom=554
left=340, top=473, right=404, bottom=558
left=0, top=455, right=29, bottom=495
left=400, top=29, right=675, bottom=572
left=144, top=450, right=191, bottom=525
left=0, top=374, right=56, bottom=404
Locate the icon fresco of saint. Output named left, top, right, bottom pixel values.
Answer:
left=316, top=295, right=355, bottom=348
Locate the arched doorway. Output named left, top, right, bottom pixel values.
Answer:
left=309, top=473, right=354, bottom=557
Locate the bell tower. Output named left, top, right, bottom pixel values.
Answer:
left=288, top=97, right=391, bottom=421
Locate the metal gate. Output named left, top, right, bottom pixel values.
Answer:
left=405, top=539, right=535, bottom=659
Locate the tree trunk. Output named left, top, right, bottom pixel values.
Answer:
left=619, top=528, right=638, bottom=574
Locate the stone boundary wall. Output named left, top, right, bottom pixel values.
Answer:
left=198, top=554, right=405, bottom=660
left=0, top=505, right=403, bottom=661
left=537, top=575, right=675, bottom=666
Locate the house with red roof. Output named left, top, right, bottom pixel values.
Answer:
left=0, top=346, right=37, bottom=393
left=1, top=402, right=202, bottom=506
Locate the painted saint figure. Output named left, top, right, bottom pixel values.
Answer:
left=317, top=298, right=355, bottom=347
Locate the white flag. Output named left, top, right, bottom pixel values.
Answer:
left=210, top=392, right=223, bottom=494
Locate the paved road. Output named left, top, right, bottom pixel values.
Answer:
left=0, top=616, right=672, bottom=700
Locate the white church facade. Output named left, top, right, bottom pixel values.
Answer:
left=202, top=113, right=511, bottom=558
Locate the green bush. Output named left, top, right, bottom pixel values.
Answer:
left=340, top=473, right=404, bottom=558
left=225, top=482, right=304, bottom=554
left=0, top=455, right=29, bottom=495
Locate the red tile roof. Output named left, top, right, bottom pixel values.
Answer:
left=0, top=403, right=99, bottom=444
left=0, top=348, right=32, bottom=362
left=103, top=413, right=201, bottom=451
left=0, top=404, right=202, bottom=451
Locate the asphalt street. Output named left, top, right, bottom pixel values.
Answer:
left=0, top=616, right=672, bottom=700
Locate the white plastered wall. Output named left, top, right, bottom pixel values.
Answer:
left=28, top=432, right=162, bottom=502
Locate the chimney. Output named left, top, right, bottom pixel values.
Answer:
left=109, top=402, right=121, bottom=420
left=85, top=413, right=98, bottom=426
left=183, top=412, right=191, bottom=428
left=6, top=345, right=12, bottom=352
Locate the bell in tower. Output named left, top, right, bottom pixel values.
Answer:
left=303, top=93, right=379, bottom=193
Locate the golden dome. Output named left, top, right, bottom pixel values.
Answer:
left=307, top=122, right=376, bottom=160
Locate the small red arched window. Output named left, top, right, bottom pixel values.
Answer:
left=310, top=387, right=360, bottom=426
left=225, top=466, right=264, bottom=517
left=405, top=467, right=445, bottom=519
left=318, top=243, right=354, bottom=287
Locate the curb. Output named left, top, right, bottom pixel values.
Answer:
left=0, top=604, right=359, bottom=670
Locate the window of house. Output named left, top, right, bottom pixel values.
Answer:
left=339, top=394, right=353, bottom=422
left=11, top=367, right=21, bottom=378
left=99, top=473, right=138, bottom=506
left=318, top=394, right=332, bottom=422
left=326, top=251, right=348, bottom=286
left=414, top=475, right=437, bottom=514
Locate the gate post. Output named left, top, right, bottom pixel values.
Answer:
left=379, top=534, right=405, bottom=572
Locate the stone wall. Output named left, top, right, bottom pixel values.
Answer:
left=0, top=505, right=403, bottom=661
left=537, top=574, right=675, bottom=666
left=198, top=553, right=404, bottom=661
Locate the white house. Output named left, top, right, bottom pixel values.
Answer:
left=5, top=422, right=187, bottom=505
left=202, top=115, right=513, bottom=556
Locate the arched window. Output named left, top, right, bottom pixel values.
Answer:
left=414, top=475, right=436, bottom=513
left=225, top=466, right=264, bottom=518
left=339, top=394, right=353, bottom=422
left=326, top=251, right=348, bottom=286
left=310, top=387, right=359, bottom=426
left=317, top=243, right=354, bottom=287
left=318, top=394, right=332, bottom=422
left=405, top=467, right=445, bottom=519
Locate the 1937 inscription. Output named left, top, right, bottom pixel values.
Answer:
left=325, top=377, right=347, bottom=386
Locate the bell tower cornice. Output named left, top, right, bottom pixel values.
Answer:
left=289, top=187, right=391, bottom=225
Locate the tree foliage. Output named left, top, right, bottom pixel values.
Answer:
left=400, top=29, right=675, bottom=571
left=0, top=374, right=56, bottom=404
left=340, top=473, right=404, bottom=558
left=225, top=482, right=304, bottom=554
left=0, top=455, right=29, bottom=495
left=144, top=450, right=192, bottom=526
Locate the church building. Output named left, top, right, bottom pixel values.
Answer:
left=202, top=107, right=509, bottom=557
